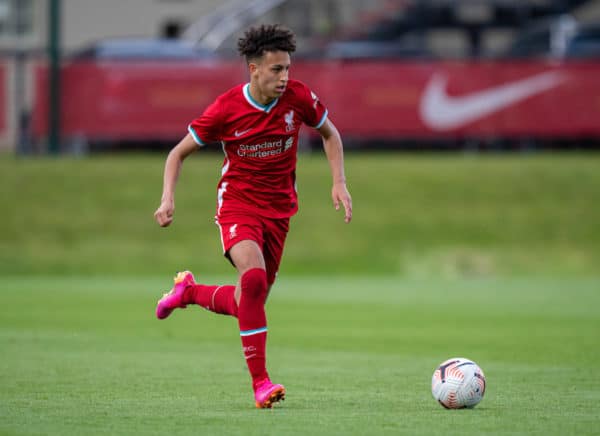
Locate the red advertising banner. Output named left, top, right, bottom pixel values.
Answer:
left=32, top=59, right=600, bottom=143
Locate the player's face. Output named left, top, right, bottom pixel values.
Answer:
left=249, top=50, right=291, bottom=105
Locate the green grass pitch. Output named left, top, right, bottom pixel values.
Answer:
left=1, top=276, right=598, bottom=435
left=0, top=153, right=599, bottom=434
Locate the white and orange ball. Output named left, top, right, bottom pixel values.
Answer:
left=431, top=357, right=486, bottom=409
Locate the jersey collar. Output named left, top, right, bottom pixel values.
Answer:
left=243, top=83, right=279, bottom=113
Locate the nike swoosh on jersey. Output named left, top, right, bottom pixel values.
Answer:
left=234, top=128, right=252, bottom=137
left=419, top=71, right=567, bottom=130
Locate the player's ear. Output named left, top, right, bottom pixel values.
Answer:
left=247, top=54, right=262, bottom=75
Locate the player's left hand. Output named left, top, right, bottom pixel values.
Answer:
left=154, top=199, right=175, bottom=227
left=332, top=182, right=352, bottom=223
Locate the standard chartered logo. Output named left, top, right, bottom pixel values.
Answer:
left=237, top=137, right=294, bottom=157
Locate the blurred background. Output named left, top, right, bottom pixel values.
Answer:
left=1, top=0, right=600, bottom=154
left=1, top=0, right=599, bottom=279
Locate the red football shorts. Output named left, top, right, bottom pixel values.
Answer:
left=216, top=213, right=290, bottom=285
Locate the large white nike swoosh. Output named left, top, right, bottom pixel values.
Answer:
left=420, top=71, right=567, bottom=130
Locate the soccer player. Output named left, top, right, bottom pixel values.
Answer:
left=153, top=24, right=352, bottom=409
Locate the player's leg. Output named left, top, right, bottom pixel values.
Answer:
left=183, top=281, right=239, bottom=316
left=238, top=216, right=289, bottom=408
left=154, top=216, right=255, bottom=320
left=262, top=217, right=290, bottom=298
left=229, top=239, right=285, bottom=408
left=156, top=271, right=238, bottom=319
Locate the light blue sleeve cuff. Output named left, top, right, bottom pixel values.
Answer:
left=188, top=124, right=206, bottom=146
left=314, top=110, right=328, bottom=129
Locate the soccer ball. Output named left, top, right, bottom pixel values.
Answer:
left=431, top=357, right=486, bottom=409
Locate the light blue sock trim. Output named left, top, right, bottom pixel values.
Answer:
left=240, top=327, right=267, bottom=337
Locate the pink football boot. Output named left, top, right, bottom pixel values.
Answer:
left=254, top=379, right=286, bottom=409
left=156, top=271, right=196, bottom=319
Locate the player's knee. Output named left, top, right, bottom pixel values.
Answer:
left=241, top=268, right=268, bottom=300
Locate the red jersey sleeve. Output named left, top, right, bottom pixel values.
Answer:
left=296, top=81, right=328, bottom=129
left=187, top=98, right=224, bottom=146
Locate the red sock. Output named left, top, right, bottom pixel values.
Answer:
left=237, top=268, right=269, bottom=388
left=184, top=284, right=237, bottom=317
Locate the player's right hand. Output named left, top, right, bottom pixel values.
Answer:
left=154, top=200, right=174, bottom=227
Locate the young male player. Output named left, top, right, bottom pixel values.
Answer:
left=153, top=24, right=352, bottom=409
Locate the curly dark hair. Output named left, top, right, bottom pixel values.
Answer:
left=237, top=24, right=296, bottom=61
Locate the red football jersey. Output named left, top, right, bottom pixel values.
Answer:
left=188, top=79, right=328, bottom=218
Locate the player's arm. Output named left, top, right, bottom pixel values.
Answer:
left=154, top=133, right=199, bottom=227
left=317, top=118, right=352, bottom=223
